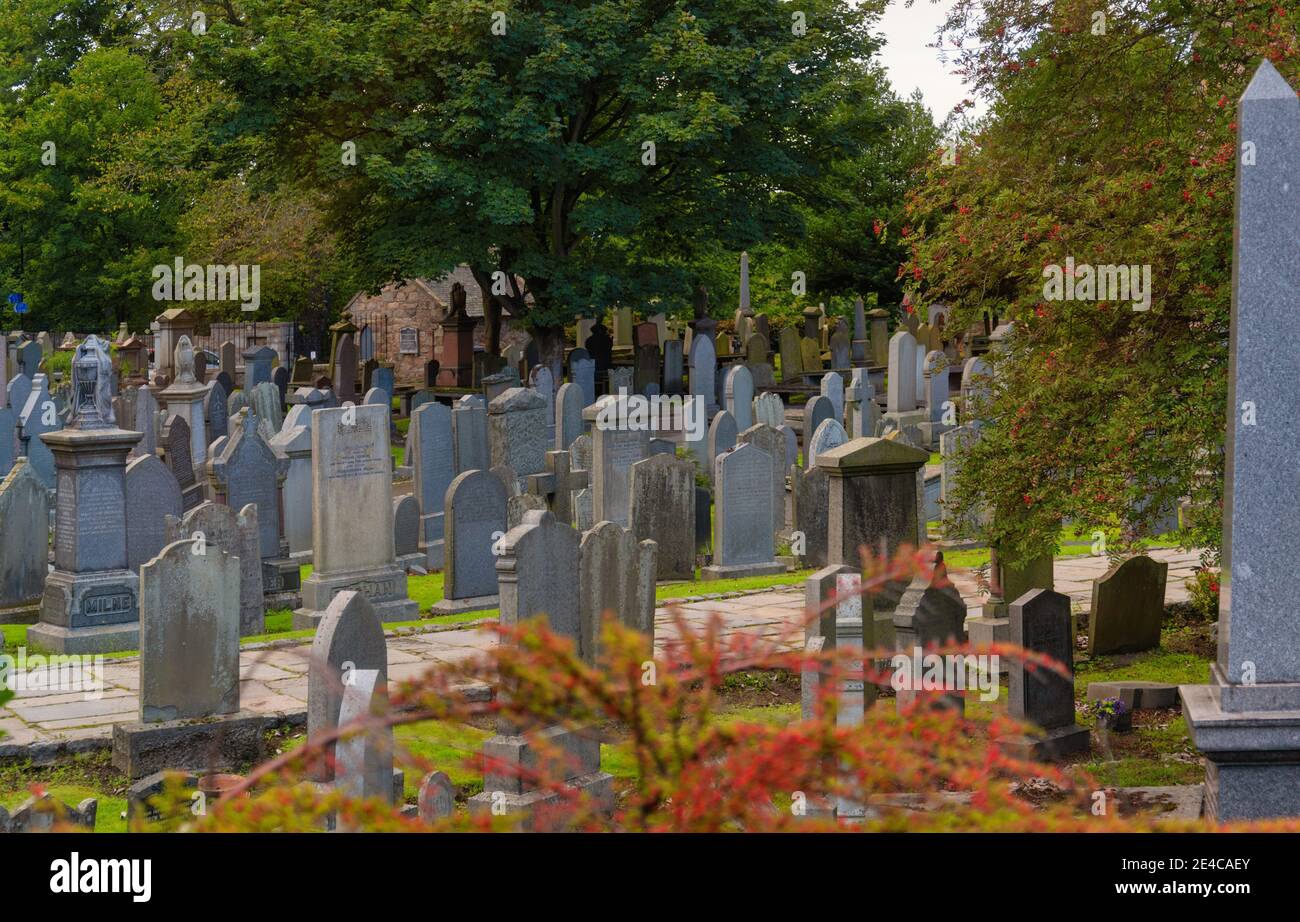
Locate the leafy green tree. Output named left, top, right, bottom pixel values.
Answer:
left=901, top=0, right=1300, bottom=560
left=197, top=0, right=896, bottom=362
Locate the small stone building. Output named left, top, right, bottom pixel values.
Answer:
left=344, top=266, right=524, bottom=385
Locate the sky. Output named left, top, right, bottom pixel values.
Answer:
left=873, top=0, right=986, bottom=123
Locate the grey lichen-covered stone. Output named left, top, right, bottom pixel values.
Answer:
left=816, top=437, right=928, bottom=567
left=138, top=539, right=241, bottom=723
left=166, top=501, right=264, bottom=636
left=629, top=452, right=695, bottom=580
left=124, top=453, right=183, bottom=572
left=488, top=387, right=548, bottom=479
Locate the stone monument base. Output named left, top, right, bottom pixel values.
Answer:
left=1180, top=678, right=1300, bottom=822
left=396, top=551, right=425, bottom=573
left=27, top=621, right=139, bottom=655
left=112, top=710, right=267, bottom=780
left=292, top=564, right=419, bottom=629
left=32, top=567, right=140, bottom=654
left=701, top=560, right=787, bottom=581
left=467, top=725, right=614, bottom=831
left=995, top=725, right=1091, bottom=762
left=430, top=594, right=500, bottom=616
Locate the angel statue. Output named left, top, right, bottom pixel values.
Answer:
left=174, top=335, right=197, bottom=385
left=70, top=335, right=115, bottom=429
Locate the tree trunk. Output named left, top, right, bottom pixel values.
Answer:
left=530, top=323, right=568, bottom=380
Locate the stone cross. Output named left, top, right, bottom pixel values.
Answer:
left=526, top=449, right=589, bottom=528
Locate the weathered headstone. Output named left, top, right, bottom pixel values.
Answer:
left=0, top=459, right=49, bottom=622
left=488, top=387, right=548, bottom=483
left=451, top=394, right=489, bottom=474
left=124, top=454, right=184, bottom=572
left=806, top=418, right=848, bottom=469
left=738, top=423, right=786, bottom=538
left=411, top=401, right=455, bottom=569
left=817, top=437, right=929, bottom=568
left=1088, top=554, right=1167, bottom=655
left=307, top=591, right=388, bottom=783
left=393, top=494, right=423, bottom=571
left=723, top=365, right=755, bottom=431
left=703, top=443, right=783, bottom=579
left=801, top=395, right=833, bottom=468
left=579, top=521, right=656, bottom=664
left=432, top=469, right=507, bottom=614
left=294, top=404, right=417, bottom=627
left=629, top=452, right=695, bottom=580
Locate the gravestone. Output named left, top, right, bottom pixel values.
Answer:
left=633, top=343, right=659, bottom=395
left=111, top=538, right=264, bottom=779
left=801, top=395, right=833, bottom=467
left=29, top=336, right=143, bottom=654
left=418, top=771, right=456, bottom=823
left=243, top=345, right=276, bottom=390
left=158, top=414, right=203, bottom=512
left=999, top=588, right=1090, bottom=760
left=703, top=443, right=784, bottom=579
left=220, top=341, right=237, bottom=380
left=738, top=423, right=786, bottom=538
left=707, top=409, right=738, bottom=472
left=799, top=336, right=821, bottom=376
left=819, top=372, right=844, bottom=423
left=488, top=387, right=548, bottom=482
left=817, top=437, right=928, bottom=568
left=530, top=365, right=557, bottom=442
left=307, top=591, right=388, bottom=783
left=1181, top=71, right=1300, bottom=819
left=207, top=411, right=292, bottom=601
left=790, top=465, right=829, bottom=568
left=569, top=433, right=594, bottom=530
left=806, top=418, right=848, bottom=469
left=688, top=334, right=717, bottom=416
left=588, top=397, right=649, bottom=527
left=137, top=539, right=241, bottom=722
left=569, top=348, right=596, bottom=408
left=129, top=386, right=160, bottom=459
left=723, top=365, right=755, bottom=431
left=432, top=469, right=507, bottom=614
left=0, top=459, right=49, bottom=623
left=268, top=420, right=313, bottom=558
left=159, top=337, right=209, bottom=473
left=332, top=334, right=358, bottom=403
left=124, top=454, right=184, bottom=572
left=555, top=382, right=584, bottom=451
left=524, top=449, right=588, bottom=529
left=629, top=452, right=695, bottom=580
left=18, top=374, right=61, bottom=488
left=393, top=495, right=423, bottom=571
left=753, top=392, right=784, bottom=429
left=451, top=394, right=489, bottom=474
left=663, top=340, right=684, bottom=395
left=411, top=401, right=455, bottom=569
left=470, top=509, right=613, bottom=825
left=334, top=666, right=396, bottom=808
left=893, top=570, right=967, bottom=713
left=165, top=501, right=264, bottom=635
left=828, top=330, right=851, bottom=370
left=1088, top=554, right=1167, bottom=655
left=294, top=404, right=417, bottom=628
left=845, top=369, right=880, bottom=440
left=886, top=330, right=918, bottom=413
left=579, top=521, right=657, bottom=664
left=204, top=380, right=229, bottom=448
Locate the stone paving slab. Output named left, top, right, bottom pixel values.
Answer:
left=0, top=549, right=1196, bottom=753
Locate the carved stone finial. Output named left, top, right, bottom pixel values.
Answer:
left=70, top=335, right=115, bottom=429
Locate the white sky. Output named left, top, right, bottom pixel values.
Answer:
left=874, top=0, right=986, bottom=123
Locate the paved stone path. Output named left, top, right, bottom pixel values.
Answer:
left=0, top=548, right=1199, bottom=757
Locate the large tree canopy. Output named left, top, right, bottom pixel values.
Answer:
left=196, top=0, right=907, bottom=355
left=902, top=0, right=1300, bottom=560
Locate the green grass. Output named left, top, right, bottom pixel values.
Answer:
left=0, top=784, right=127, bottom=832
left=656, top=569, right=811, bottom=600
left=1076, top=649, right=1211, bottom=691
